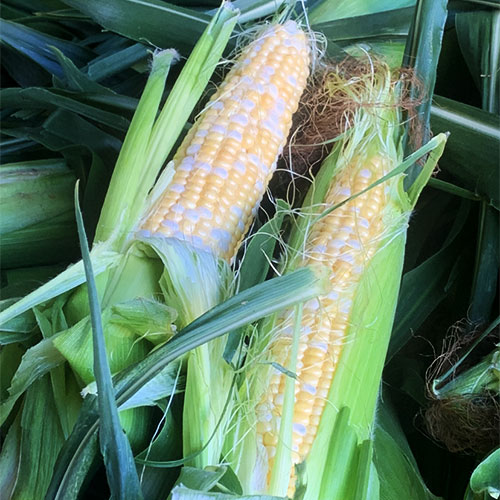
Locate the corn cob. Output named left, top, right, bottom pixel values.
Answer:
left=256, top=154, right=390, bottom=494
left=223, top=62, right=444, bottom=498
left=141, top=21, right=311, bottom=262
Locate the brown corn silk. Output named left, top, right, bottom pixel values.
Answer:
left=141, top=21, right=311, bottom=262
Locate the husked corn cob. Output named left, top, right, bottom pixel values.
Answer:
left=256, top=154, right=391, bottom=493
left=142, top=21, right=311, bottom=262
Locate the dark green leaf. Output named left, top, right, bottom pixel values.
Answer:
left=388, top=199, right=470, bottom=361
left=62, top=0, right=215, bottom=55
left=11, top=375, right=65, bottom=499
left=431, top=95, right=500, bottom=209
left=75, top=186, right=143, bottom=499
left=313, top=7, right=413, bottom=45
left=456, top=9, right=500, bottom=113
left=403, top=0, right=448, bottom=184
left=1, top=87, right=130, bottom=131
left=85, top=42, right=150, bottom=81
left=374, top=396, right=441, bottom=500
left=468, top=204, right=499, bottom=323
left=0, top=18, right=92, bottom=77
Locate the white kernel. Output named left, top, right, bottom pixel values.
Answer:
left=198, top=207, right=212, bottom=219
left=339, top=253, right=355, bottom=264
left=237, top=220, right=245, bottom=232
left=347, top=239, right=361, bottom=250
left=276, top=98, right=286, bottom=113
left=267, top=83, right=278, bottom=98
left=262, top=120, right=281, bottom=136
left=241, top=75, right=253, bottom=85
left=231, top=205, right=243, bottom=217
left=303, top=384, right=316, bottom=395
left=314, top=342, right=328, bottom=353
left=169, top=183, right=185, bottom=193
left=292, top=444, right=299, bottom=452
left=275, top=394, right=284, bottom=405
left=186, top=144, right=200, bottom=155
left=212, top=124, right=226, bottom=135
left=185, top=209, right=199, bottom=222
left=339, top=299, right=353, bottom=314
left=331, top=239, right=345, bottom=249
left=255, top=82, right=265, bottom=94
left=327, top=291, right=339, bottom=300
left=255, top=180, right=264, bottom=191
left=305, top=299, right=320, bottom=311
left=197, top=162, right=211, bottom=172
left=214, top=167, right=228, bottom=179
left=231, top=114, right=248, bottom=126
left=243, top=58, right=251, bottom=65
left=339, top=187, right=351, bottom=197
left=228, top=130, right=242, bottom=142
left=340, top=226, right=353, bottom=234
left=179, top=158, right=194, bottom=171
left=212, top=101, right=224, bottom=110
left=312, top=244, right=327, bottom=254
left=171, top=203, right=184, bottom=213
left=161, top=220, right=178, bottom=231
left=293, top=423, right=307, bottom=436
left=249, top=153, right=261, bottom=166
left=195, top=129, right=208, bottom=138
left=234, top=160, right=246, bottom=173
left=360, top=169, right=372, bottom=178
left=358, top=217, right=370, bottom=228
left=211, top=228, right=232, bottom=250
left=263, top=65, right=275, bottom=76
left=288, top=75, right=297, bottom=86
left=283, top=20, right=298, bottom=34
left=242, top=99, right=255, bottom=111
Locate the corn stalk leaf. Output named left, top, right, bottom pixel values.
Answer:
left=388, top=199, right=470, bottom=361
left=402, top=0, right=448, bottom=184
left=62, top=0, right=215, bottom=56
left=456, top=9, right=500, bottom=113
left=74, top=184, right=143, bottom=500
left=309, top=0, right=415, bottom=24
left=374, top=396, right=441, bottom=500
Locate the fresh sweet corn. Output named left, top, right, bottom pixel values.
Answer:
left=222, top=59, right=447, bottom=499
left=141, top=20, right=311, bottom=262
left=257, top=154, right=391, bottom=493
left=164, top=19, right=312, bottom=472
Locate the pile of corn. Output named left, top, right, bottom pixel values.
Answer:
left=0, top=6, right=448, bottom=500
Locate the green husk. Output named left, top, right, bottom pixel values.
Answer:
left=0, top=5, right=240, bottom=497
left=220, top=59, right=447, bottom=498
